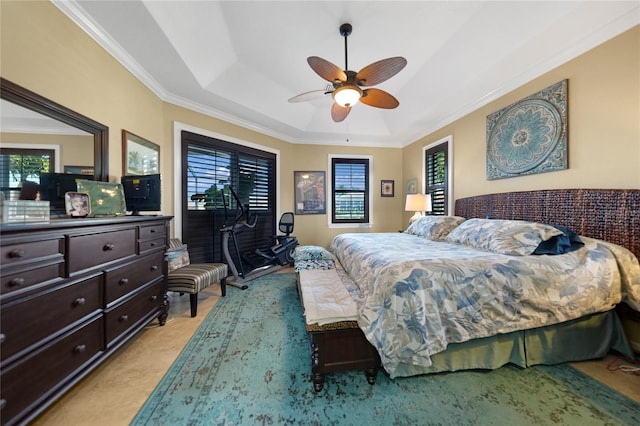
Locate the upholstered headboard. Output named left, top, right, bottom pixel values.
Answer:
left=454, top=189, right=639, bottom=260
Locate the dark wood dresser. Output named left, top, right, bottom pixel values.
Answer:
left=0, top=216, right=172, bottom=425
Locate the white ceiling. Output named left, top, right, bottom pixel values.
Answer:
left=0, top=100, right=90, bottom=135
left=52, top=1, right=639, bottom=148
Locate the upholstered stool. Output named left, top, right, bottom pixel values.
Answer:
left=166, top=239, right=227, bottom=317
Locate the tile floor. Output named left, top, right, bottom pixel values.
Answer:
left=33, top=277, right=640, bottom=425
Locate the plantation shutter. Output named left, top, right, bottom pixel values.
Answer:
left=425, top=143, right=448, bottom=215
left=0, top=148, right=54, bottom=191
left=332, top=158, right=369, bottom=223
left=182, top=131, right=275, bottom=263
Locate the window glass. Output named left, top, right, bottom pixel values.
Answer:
left=0, top=148, right=53, bottom=198
left=331, top=157, right=369, bottom=223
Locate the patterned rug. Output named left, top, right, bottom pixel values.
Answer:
left=133, top=273, right=639, bottom=425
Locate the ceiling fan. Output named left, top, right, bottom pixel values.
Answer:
left=288, top=23, right=407, bottom=122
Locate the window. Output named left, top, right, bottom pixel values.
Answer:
left=424, top=136, right=452, bottom=215
left=0, top=147, right=54, bottom=197
left=181, top=131, right=276, bottom=263
left=331, top=156, right=370, bottom=224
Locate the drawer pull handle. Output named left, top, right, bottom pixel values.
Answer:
left=8, top=249, right=25, bottom=258
left=74, top=344, right=86, bottom=353
left=150, top=265, right=158, bottom=271
left=119, top=314, right=129, bottom=322
left=73, top=297, right=86, bottom=306
left=150, top=229, right=156, bottom=233
left=9, top=278, right=25, bottom=287
left=0, top=333, right=6, bottom=344
left=119, top=278, right=129, bottom=286
left=150, top=242, right=156, bottom=247
left=150, top=295, right=158, bottom=301
left=103, top=243, right=114, bottom=251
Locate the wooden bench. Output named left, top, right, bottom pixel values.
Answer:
left=296, top=268, right=380, bottom=392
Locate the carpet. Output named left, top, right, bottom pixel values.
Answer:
left=133, top=273, right=639, bottom=425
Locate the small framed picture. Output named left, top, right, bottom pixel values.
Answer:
left=406, top=178, right=417, bottom=194
left=65, top=192, right=90, bottom=217
left=381, top=180, right=395, bottom=197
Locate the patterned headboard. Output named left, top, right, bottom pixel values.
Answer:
left=454, top=189, right=640, bottom=260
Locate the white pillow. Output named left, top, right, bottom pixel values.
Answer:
left=405, top=216, right=467, bottom=241
left=445, top=218, right=563, bottom=256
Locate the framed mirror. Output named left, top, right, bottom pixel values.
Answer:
left=0, top=77, right=109, bottom=182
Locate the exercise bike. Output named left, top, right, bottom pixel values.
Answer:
left=220, top=187, right=298, bottom=289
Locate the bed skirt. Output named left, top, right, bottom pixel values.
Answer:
left=391, top=309, right=634, bottom=377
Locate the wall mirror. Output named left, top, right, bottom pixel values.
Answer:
left=0, top=78, right=109, bottom=181
left=0, top=78, right=109, bottom=218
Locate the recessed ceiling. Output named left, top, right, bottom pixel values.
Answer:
left=0, top=100, right=90, bottom=135
left=53, top=1, right=639, bottom=148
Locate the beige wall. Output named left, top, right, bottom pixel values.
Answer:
left=404, top=26, right=640, bottom=208
left=0, top=1, right=164, bottom=181
left=2, top=2, right=638, bottom=247
left=0, top=132, right=94, bottom=173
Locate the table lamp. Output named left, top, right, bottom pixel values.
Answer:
left=405, top=193, right=432, bottom=223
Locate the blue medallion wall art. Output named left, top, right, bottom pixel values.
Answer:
left=486, top=80, right=568, bottom=180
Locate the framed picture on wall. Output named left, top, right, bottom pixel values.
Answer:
left=122, top=130, right=159, bottom=175
left=294, top=171, right=326, bottom=214
left=63, top=165, right=94, bottom=175
left=406, top=178, right=417, bottom=194
left=381, top=180, right=394, bottom=197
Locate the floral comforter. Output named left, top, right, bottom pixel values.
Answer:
left=330, top=233, right=640, bottom=377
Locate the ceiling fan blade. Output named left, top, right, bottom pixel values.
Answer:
left=356, top=57, right=407, bottom=87
left=308, top=56, right=347, bottom=83
left=331, top=103, right=351, bottom=122
left=360, top=88, right=400, bottom=109
left=288, top=90, right=328, bottom=103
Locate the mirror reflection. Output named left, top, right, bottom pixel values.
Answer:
left=0, top=78, right=109, bottom=218
left=1, top=99, right=94, bottom=189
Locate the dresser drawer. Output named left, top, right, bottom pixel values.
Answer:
left=0, top=261, right=64, bottom=297
left=67, top=228, right=136, bottom=274
left=139, top=236, right=165, bottom=254
left=104, top=280, right=163, bottom=346
left=1, top=275, right=102, bottom=363
left=0, top=239, right=62, bottom=268
left=0, top=316, right=104, bottom=425
left=139, top=223, right=166, bottom=239
left=104, top=252, right=164, bottom=305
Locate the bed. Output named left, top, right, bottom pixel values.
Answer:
left=328, top=189, right=640, bottom=378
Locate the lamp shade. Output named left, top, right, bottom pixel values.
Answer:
left=405, top=193, right=432, bottom=223
left=332, top=85, right=362, bottom=107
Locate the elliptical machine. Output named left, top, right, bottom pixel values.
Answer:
left=220, top=186, right=298, bottom=289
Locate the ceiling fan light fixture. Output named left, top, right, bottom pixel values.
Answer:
left=332, top=85, right=362, bottom=107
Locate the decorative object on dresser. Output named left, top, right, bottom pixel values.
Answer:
left=0, top=215, right=172, bottom=426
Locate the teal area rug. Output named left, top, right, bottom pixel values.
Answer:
left=133, top=273, right=639, bottom=425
